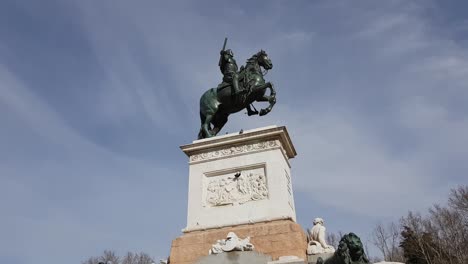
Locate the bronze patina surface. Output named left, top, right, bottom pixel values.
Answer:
left=198, top=38, right=277, bottom=139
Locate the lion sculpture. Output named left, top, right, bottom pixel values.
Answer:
left=317, top=233, right=370, bottom=264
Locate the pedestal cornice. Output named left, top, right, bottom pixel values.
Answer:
left=180, top=126, right=297, bottom=164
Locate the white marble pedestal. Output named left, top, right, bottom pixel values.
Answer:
left=180, top=126, right=297, bottom=232
left=170, top=126, right=307, bottom=264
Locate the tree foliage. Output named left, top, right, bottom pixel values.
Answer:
left=82, top=250, right=156, bottom=264
left=399, top=185, right=468, bottom=264
left=371, top=222, right=404, bottom=262
left=326, top=230, right=343, bottom=250
left=371, top=185, right=467, bottom=264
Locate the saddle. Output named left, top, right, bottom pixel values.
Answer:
left=217, top=66, right=250, bottom=92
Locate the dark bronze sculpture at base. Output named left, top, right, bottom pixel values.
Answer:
left=198, top=39, right=276, bottom=139
left=317, top=233, right=370, bottom=264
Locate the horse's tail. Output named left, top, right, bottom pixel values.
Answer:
left=198, top=88, right=218, bottom=139
left=198, top=111, right=206, bottom=139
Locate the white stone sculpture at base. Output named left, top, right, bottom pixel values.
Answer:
left=209, top=232, right=254, bottom=254
left=307, top=218, right=335, bottom=255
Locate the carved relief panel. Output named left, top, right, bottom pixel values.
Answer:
left=203, top=166, right=268, bottom=207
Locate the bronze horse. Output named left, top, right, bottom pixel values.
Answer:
left=198, top=50, right=276, bottom=139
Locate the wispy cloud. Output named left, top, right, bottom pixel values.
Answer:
left=0, top=63, right=185, bottom=263
left=1, top=0, right=467, bottom=263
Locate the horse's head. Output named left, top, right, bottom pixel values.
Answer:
left=257, top=50, right=273, bottom=70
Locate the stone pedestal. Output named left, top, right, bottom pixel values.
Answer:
left=195, top=251, right=272, bottom=264
left=181, top=126, right=297, bottom=231
left=268, top=255, right=306, bottom=264
left=307, top=253, right=334, bottom=264
left=170, top=126, right=305, bottom=264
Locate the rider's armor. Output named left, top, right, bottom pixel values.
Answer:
left=219, top=49, right=243, bottom=95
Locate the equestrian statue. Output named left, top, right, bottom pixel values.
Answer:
left=198, top=38, right=277, bottom=139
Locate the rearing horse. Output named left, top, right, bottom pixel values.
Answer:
left=198, top=50, right=276, bottom=139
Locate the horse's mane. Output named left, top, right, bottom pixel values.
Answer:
left=246, top=54, right=258, bottom=65
left=245, top=52, right=262, bottom=72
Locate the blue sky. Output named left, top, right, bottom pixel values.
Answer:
left=1, top=0, right=468, bottom=263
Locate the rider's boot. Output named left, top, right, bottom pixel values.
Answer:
left=231, top=74, right=245, bottom=95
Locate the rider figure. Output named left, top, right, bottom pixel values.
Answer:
left=219, top=49, right=245, bottom=96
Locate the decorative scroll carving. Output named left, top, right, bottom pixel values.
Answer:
left=205, top=169, right=268, bottom=207
left=190, top=140, right=279, bottom=162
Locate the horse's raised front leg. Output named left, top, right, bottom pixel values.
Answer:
left=258, top=82, right=276, bottom=116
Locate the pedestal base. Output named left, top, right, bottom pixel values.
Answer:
left=169, top=220, right=307, bottom=264
left=195, top=251, right=272, bottom=264
left=307, top=253, right=334, bottom=264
